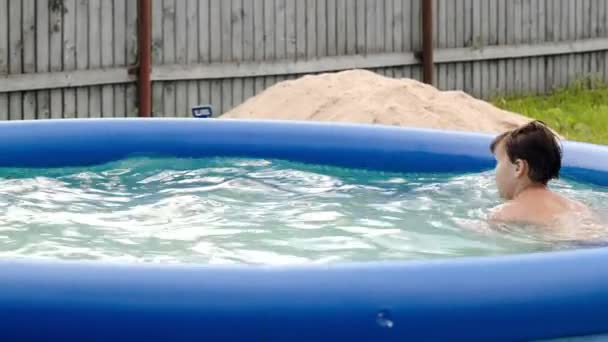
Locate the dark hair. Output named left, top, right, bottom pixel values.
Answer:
left=490, top=120, right=562, bottom=184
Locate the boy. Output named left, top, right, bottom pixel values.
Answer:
left=489, top=120, right=591, bottom=226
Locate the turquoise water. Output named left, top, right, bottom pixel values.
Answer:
left=0, top=157, right=606, bottom=265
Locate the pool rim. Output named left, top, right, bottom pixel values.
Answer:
left=0, top=117, right=607, bottom=342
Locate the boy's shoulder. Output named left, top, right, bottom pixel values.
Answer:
left=488, top=202, right=523, bottom=224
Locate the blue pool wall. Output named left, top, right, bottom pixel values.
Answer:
left=0, top=118, right=607, bottom=342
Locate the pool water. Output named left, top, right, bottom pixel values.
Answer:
left=0, top=157, right=606, bottom=265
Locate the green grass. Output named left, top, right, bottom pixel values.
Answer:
left=492, top=79, right=608, bottom=145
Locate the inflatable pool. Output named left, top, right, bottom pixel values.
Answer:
left=0, top=118, right=607, bottom=342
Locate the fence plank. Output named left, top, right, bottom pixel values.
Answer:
left=163, top=0, right=176, bottom=63
left=495, top=0, right=506, bottom=95
left=242, top=0, right=255, bottom=101
left=198, top=79, right=211, bottom=114
left=163, top=0, right=176, bottom=117
left=264, top=75, right=277, bottom=89
left=276, top=0, right=287, bottom=59
left=187, top=0, right=199, bottom=113
left=356, top=0, right=365, bottom=54
left=221, top=0, right=233, bottom=113
left=75, top=0, right=89, bottom=118
left=550, top=0, right=560, bottom=89
left=327, top=0, right=337, bottom=56
left=306, top=0, right=317, bottom=58
left=198, top=0, right=209, bottom=63
left=454, top=0, right=464, bottom=89
left=9, top=0, right=22, bottom=120
left=0, top=0, right=6, bottom=77
left=591, top=0, right=599, bottom=78
left=487, top=0, right=498, bottom=97
left=480, top=0, right=490, bottom=98
left=376, top=0, right=385, bottom=53
left=50, top=0, right=64, bottom=118
left=436, top=0, right=446, bottom=88
left=411, top=0, right=421, bottom=83
left=254, top=0, right=265, bottom=101
left=596, top=4, right=603, bottom=80
left=22, top=0, right=36, bottom=120
left=585, top=0, right=593, bottom=77
left=520, top=0, right=531, bottom=94
left=7, top=2, right=22, bottom=73
left=101, top=0, right=114, bottom=117
left=345, top=0, right=356, bottom=55
left=586, top=0, right=594, bottom=77
left=471, top=0, right=481, bottom=96
left=278, top=0, right=297, bottom=60
left=176, top=0, right=187, bottom=64
left=408, top=0, right=418, bottom=51
left=546, top=0, right=554, bottom=42
left=151, top=0, right=163, bottom=64
left=0, top=0, right=7, bottom=120
left=401, top=0, right=412, bottom=78
left=197, top=0, right=212, bottom=113
left=152, top=0, right=164, bottom=116
left=392, top=0, right=403, bottom=77
left=528, top=0, right=538, bottom=94
left=558, top=0, right=568, bottom=86
left=393, top=0, right=403, bottom=53
left=555, top=0, right=565, bottom=87
left=563, top=0, right=571, bottom=87
left=88, top=0, right=101, bottom=117
left=504, top=0, right=515, bottom=93
left=601, top=0, right=607, bottom=81
left=599, top=0, right=608, bottom=37
left=365, top=0, right=375, bottom=53
left=384, top=0, right=393, bottom=53
left=598, top=0, right=604, bottom=80
left=232, top=0, right=244, bottom=110
left=600, top=1, right=608, bottom=83
left=537, top=0, right=546, bottom=93
left=544, top=0, right=553, bottom=92
left=175, top=0, right=188, bottom=116
left=241, top=0, right=253, bottom=61
left=63, top=0, right=77, bottom=118
left=514, top=0, right=523, bottom=93
left=126, top=0, right=138, bottom=117
left=317, top=0, right=327, bottom=57
left=336, top=0, right=357, bottom=56
left=22, top=2, right=36, bottom=74
left=264, top=0, right=275, bottom=61
left=447, top=0, right=457, bottom=89
left=295, top=0, right=306, bottom=59
left=126, top=0, right=138, bottom=66
left=462, top=0, right=472, bottom=92
left=284, top=0, right=296, bottom=60
left=576, top=0, right=584, bottom=79
left=567, top=0, right=576, bottom=84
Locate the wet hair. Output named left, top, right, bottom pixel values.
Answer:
left=490, top=120, right=562, bottom=184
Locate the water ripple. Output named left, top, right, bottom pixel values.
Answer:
left=0, top=158, right=605, bottom=264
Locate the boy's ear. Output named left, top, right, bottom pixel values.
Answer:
left=514, top=159, right=528, bottom=178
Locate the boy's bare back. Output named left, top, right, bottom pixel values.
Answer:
left=490, top=186, right=591, bottom=226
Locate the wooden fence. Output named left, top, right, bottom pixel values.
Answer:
left=1, top=0, right=607, bottom=119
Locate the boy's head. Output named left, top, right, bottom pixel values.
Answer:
left=490, top=120, right=562, bottom=199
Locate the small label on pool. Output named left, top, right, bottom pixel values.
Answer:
left=192, top=105, right=213, bottom=118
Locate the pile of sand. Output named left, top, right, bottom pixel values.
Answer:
left=222, top=69, right=532, bottom=134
